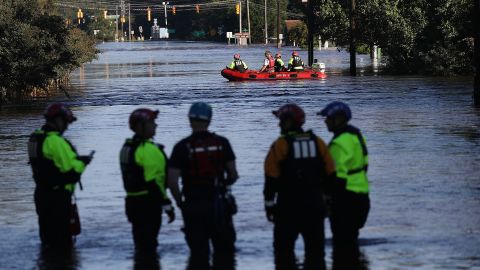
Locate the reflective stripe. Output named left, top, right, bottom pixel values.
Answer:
left=308, top=140, right=316, bottom=158
left=190, top=145, right=223, bottom=153
left=347, top=165, right=368, bottom=175
left=293, top=141, right=301, bottom=158
left=293, top=140, right=316, bottom=159
left=265, top=200, right=275, bottom=207
left=127, top=190, right=149, bottom=196
left=301, top=140, right=309, bottom=158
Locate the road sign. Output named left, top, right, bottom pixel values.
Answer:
left=235, top=32, right=249, bottom=38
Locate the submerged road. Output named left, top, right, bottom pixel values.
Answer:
left=0, top=41, right=479, bottom=269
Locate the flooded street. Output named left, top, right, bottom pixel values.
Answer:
left=1, top=41, right=480, bottom=269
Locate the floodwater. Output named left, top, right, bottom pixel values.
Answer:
left=1, top=41, right=480, bottom=270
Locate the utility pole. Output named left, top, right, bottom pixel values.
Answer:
left=349, top=0, right=356, bottom=76
left=475, top=0, right=480, bottom=106
left=247, top=0, right=251, bottom=44
left=120, top=0, right=125, bottom=41
left=115, top=5, right=119, bottom=41
left=264, top=0, right=268, bottom=44
left=239, top=0, right=242, bottom=34
left=276, top=0, right=280, bottom=48
left=306, top=0, right=314, bottom=66
left=128, top=3, right=131, bottom=41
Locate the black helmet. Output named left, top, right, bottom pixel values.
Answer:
left=44, top=103, right=77, bottom=123
left=129, top=108, right=159, bottom=130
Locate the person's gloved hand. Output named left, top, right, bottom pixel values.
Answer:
left=163, top=199, right=175, bottom=223
left=78, top=155, right=93, bottom=165
left=265, top=201, right=276, bottom=222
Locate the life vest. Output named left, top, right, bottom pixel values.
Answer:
left=275, top=59, right=284, bottom=71
left=234, top=60, right=245, bottom=72
left=267, top=56, right=275, bottom=71
left=120, top=138, right=167, bottom=194
left=292, top=56, right=304, bottom=69
left=28, top=130, right=80, bottom=189
left=331, top=125, right=369, bottom=193
left=279, top=131, right=327, bottom=193
left=184, top=134, right=226, bottom=187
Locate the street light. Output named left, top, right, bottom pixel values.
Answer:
left=162, top=2, right=169, bottom=32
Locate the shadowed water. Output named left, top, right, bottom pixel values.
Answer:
left=0, top=41, right=479, bottom=269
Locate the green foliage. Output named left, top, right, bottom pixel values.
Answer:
left=0, top=0, right=98, bottom=103
left=287, top=22, right=307, bottom=46
left=306, top=0, right=473, bottom=75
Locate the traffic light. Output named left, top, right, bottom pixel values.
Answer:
left=147, top=7, right=151, bottom=21
left=196, top=5, right=200, bottom=13
left=235, top=4, right=240, bottom=14
left=77, top=8, right=83, bottom=24
left=172, top=6, right=176, bottom=15
left=103, top=10, right=108, bottom=19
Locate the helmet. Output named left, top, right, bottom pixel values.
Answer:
left=234, top=53, right=240, bottom=60
left=188, top=102, right=212, bottom=121
left=272, top=103, right=305, bottom=127
left=44, top=103, right=76, bottom=123
left=292, top=51, right=299, bottom=56
left=275, top=53, right=281, bottom=58
left=129, top=108, right=159, bottom=130
left=317, top=101, right=352, bottom=121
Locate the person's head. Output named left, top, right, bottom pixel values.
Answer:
left=265, top=50, right=272, bottom=58
left=234, top=53, right=241, bottom=60
left=44, top=103, right=77, bottom=133
left=317, top=101, right=351, bottom=132
left=188, top=102, right=212, bottom=131
left=129, top=108, right=159, bottom=139
left=292, top=51, right=299, bottom=57
left=275, top=53, right=281, bottom=59
left=272, top=103, right=305, bottom=134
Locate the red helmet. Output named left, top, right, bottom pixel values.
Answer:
left=272, top=103, right=305, bottom=127
left=292, top=51, right=299, bottom=56
left=129, top=108, right=159, bottom=130
left=44, top=103, right=76, bottom=123
left=234, top=54, right=240, bottom=60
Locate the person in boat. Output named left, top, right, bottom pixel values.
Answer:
left=168, top=102, right=239, bottom=269
left=28, top=103, right=93, bottom=250
left=120, top=108, right=175, bottom=255
left=260, top=50, right=275, bottom=72
left=317, top=101, right=370, bottom=270
left=274, top=53, right=286, bottom=72
left=227, top=54, right=248, bottom=73
left=264, top=103, right=335, bottom=269
left=288, top=51, right=305, bottom=72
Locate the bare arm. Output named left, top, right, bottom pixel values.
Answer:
left=225, top=160, right=239, bottom=185
left=167, top=167, right=183, bottom=207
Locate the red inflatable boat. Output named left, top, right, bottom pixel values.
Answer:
left=221, top=68, right=327, bottom=81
